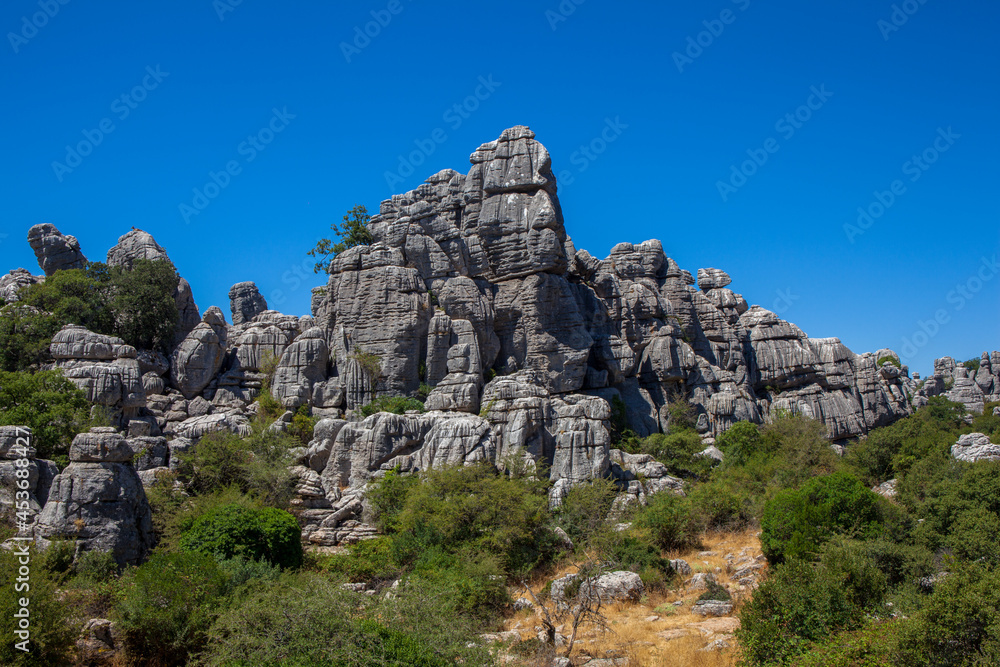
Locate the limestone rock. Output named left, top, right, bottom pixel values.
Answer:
left=952, top=432, right=1000, bottom=463
left=0, top=268, right=42, bottom=302
left=229, top=281, right=268, bottom=325
left=271, top=327, right=330, bottom=409
left=171, top=320, right=225, bottom=399
left=27, top=223, right=87, bottom=275
left=35, top=430, right=153, bottom=566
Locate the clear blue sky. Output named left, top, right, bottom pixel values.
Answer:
left=1, top=0, right=997, bottom=377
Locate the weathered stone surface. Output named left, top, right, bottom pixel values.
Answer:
left=229, top=281, right=268, bottom=325
left=27, top=223, right=87, bottom=275
left=424, top=344, right=482, bottom=413
left=692, top=600, right=734, bottom=617
left=169, top=412, right=250, bottom=440
left=314, top=244, right=431, bottom=400
left=697, top=268, right=732, bottom=291
left=952, top=433, right=1000, bottom=463
left=35, top=459, right=154, bottom=566
left=69, top=428, right=134, bottom=463
left=271, top=328, right=330, bottom=409
left=171, top=319, right=225, bottom=399
left=0, top=268, right=42, bottom=302
left=51, top=326, right=146, bottom=411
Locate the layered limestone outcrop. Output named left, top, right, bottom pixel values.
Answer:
left=8, top=126, right=994, bottom=551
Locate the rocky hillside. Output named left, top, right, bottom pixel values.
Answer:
left=3, top=126, right=998, bottom=564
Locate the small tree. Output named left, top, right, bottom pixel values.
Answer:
left=309, top=204, right=374, bottom=273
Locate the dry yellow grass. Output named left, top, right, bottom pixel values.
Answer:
left=504, top=528, right=765, bottom=666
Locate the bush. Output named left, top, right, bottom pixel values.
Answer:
left=892, top=563, right=1000, bottom=666
left=634, top=491, right=699, bottom=552
left=37, top=538, right=75, bottom=583
left=0, top=303, right=62, bottom=372
left=738, top=559, right=865, bottom=666
left=555, top=477, right=619, bottom=547
left=592, top=532, right=674, bottom=589
left=716, top=420, right=762, bottom=467
left=198, top=571, right=487, bottom=666
left=320, top=536, right=397, bottom=583
left=360, top=394, right=425, bottom=417
left=105, top=258, right=179, bottom=351
left=0, top=369, right=90, bottom=461
left=0, top=547, right=80, bottom=666
left=20, top=266, right=113, bottom=335
left=75, top=548, right=118, bottom=583
left=631, top=429, right=715, bottom=479
left=760, top=471, right=884, bottom=564
left=114, top=550, right=228, bottom=666
left=180, top=504, right=303, bottom=570
left=697, top=579, right=732, bottom=602
left=376, top=463, right=557, bottom=575
left=177, top=420, right=296, bottom=507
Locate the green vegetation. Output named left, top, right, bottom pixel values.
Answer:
left=359, top=394, right=425, bottom=418
left=309, top=204, right=374, bottom=273
left=180, top=504, right=303, bottom=569
left=0, top=260, right=179, bottom=372
left=963, top=357, right=982, bottom=373
left=0, top=369, right=91, bottom=462
left=876, top=355, right=901, bottom=369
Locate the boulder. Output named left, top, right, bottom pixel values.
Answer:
left=27, top=223, right=87, bottom=275
left=952, top=433, right=1000, bottom=463
left=229, top=281, right=268, bottom=325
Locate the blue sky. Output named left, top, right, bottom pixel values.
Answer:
left=1, top=0, right=997, bottom=376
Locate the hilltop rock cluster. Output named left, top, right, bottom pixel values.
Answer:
left=4, top=126, right=997, bottom=557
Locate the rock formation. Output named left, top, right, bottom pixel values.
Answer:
left=35, top=428, right=154, bottom=566
left=27, top=223, right=87, bottom=275
left=6, top=126, right=996, bottom=551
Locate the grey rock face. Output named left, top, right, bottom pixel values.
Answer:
left=0, top=268, right=43, bottom=302
left=35, top=428, right=154, bottom=566
left=27, top=223, right=87, bottom=276
left=315, top=244, right=431, bottom=399
left=692, top=600, right=734, bottom=617
left=51, top=326, right=146, bottom=412
left=271, top=327, right=329, bottom=409
left=952, top=432, right=1000, bottom=463
left=170, top=317, right=226, bottom=399
left=229, top=281, right=268, bottom=325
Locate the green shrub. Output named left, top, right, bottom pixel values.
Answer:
left=738, top=558, right=864, bottom=666
left=594, top=532, right=674, bottom=588
left=632, top=429, right=715, bottom=479
left=180, top=504, right=303, bottom=570
left=0, top=303, right=62, bottom=372
left=688, top=479, right=755, bottom=530
left=376, top=463, right=557, bottom=576
left=359, top=394, right=425, bottom=417
left=892, top=563, right=1000, bottom=666
left=216, top=555, right=283, bottom=590
left=555, top=477, right=619, bottom=547
left=962, top=357, right=982, bottom=373
left=0, top=547, right=80, bottom=666
left=37, top=538, right=75, bottom=583
left=760, top=471, right=884, bottom=564
left=0, top=369, right=90, bottom=461
left=697, top=579, right=732, bottom=602
left=74, top=549, right=118, bottom=583
left=105, top=259, right=180, bottom=351
left=177, top=420, right=296, bottom=506
left=289, top=405, right=318, bottom=444
left=114, top=550, right=228, bottom=666
left=198, top=571, right=490, bottom=666
left=876, top=355, right=901, bottom=369
left=716, top=420, right=762, bottom=467
left=789, top=619, right=900, bottom=666
left=634, top=491, right=699, bottom=552
left=320, top=536, right=397, bottom=583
